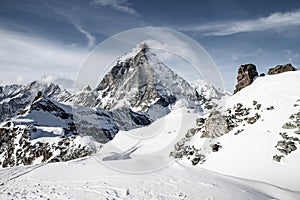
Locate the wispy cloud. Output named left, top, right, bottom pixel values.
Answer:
left=284, top=49, right=300, bottom=63
left=91, top=0, right=140, bottom=17
left=70, top=19, right=96, bottom=49
left=181, top=10, right=300, bottom=36
left=42, top=0, right=96, bottom=48
left=231, top=48, right=267, bottom=61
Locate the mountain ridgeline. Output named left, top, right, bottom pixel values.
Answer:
left=0, top=43, right=226, bottom=168
left=95, top=43, right=197, bottom=112
left=66, top=43, right=201, bottom=112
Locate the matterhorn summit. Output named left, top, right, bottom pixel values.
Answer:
left=92, top=43, right=198, bottom=112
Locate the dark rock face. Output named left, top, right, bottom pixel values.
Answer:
left=233, top=64, right=258, bottom=94
left=273, top=155, right=283, bottom=162
left=204, top=111, right=229, bottom=138
left=31, top=96, right=72, bottom=121
left=95, top=43, right=160, bottom=111
left=0, top=127, right=95, bottom=168
left=268, top=63, right=296, bottom=75
left=110, top=108, right=153, bottom=131
left=156, top=95, right=177, bottom=107
left=92, top=43, right=197, bottom=112
left=13, top=93, right=119, bottom=143
left=212, top=144, right=221, bottom=152
left=259, top=73, right=265, bottom=77
left=128, top=110, right=151, bottom=126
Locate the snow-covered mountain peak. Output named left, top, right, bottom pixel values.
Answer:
left=118, top=42, right=150, bottom=63
left=192, top=79, right=230, bottom=101
left=80, top=85, right=92, bottom=92
left=93, top=42, right=198, bottom=112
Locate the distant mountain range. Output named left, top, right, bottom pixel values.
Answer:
left=0, top=43, right=226, bottom=168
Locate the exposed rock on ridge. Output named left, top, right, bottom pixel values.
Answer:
left=268, top=63, right=296, bottom=75
left=233, top=64, right=258, bottom=94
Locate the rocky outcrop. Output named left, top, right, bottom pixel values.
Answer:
left=15, top=94, right=119, bottom=143
left=274, top=109, right=300, bottom=162
left=268, top=63, right=296, bottom=75
left=204, top=111, right=229, bottom=138
left=170, top=100, right=275, bottom=166
left=234, top=64, right=258, bottom=94
left=0, top=127, right=95, bottom=168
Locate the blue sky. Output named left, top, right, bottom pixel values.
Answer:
left=1, top=0, right=300, bottom=91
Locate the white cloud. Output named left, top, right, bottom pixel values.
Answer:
left=39, top=74, right=75, bottom=92
left=16, top=75, right=25, bottom=84
left=0, top=28, right=88, bottom=89
left=181, top=10, right=300, bottom=36
left=92, top=0, right=140, bottom=16
left=71, top=20, right=96, bottom=49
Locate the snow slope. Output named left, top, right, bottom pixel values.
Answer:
left=0, top=106, right=299, bottom=199
left=97, top=106, right=199, bottom=173
left=178, top=71, right=300, bottom=192
left=1, top=158, right=299, bottom=200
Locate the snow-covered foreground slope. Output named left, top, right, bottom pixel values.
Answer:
left=97, top=106, right=200, bottom=173
left=1, top=157, right=299, bottom=200
left=178, top=71, right=300, bottom=192
left=0, top=106, right=300, bottom=199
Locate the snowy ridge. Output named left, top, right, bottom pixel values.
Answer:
left=118, top=43, right=147, bottom=63
left=172, top=71, right=300, bottom=192
left=0, top=80, right=70, bottom=122
left=0, top=93, right=100, bottom=168
left=192, top=79, right=230, bottom=101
